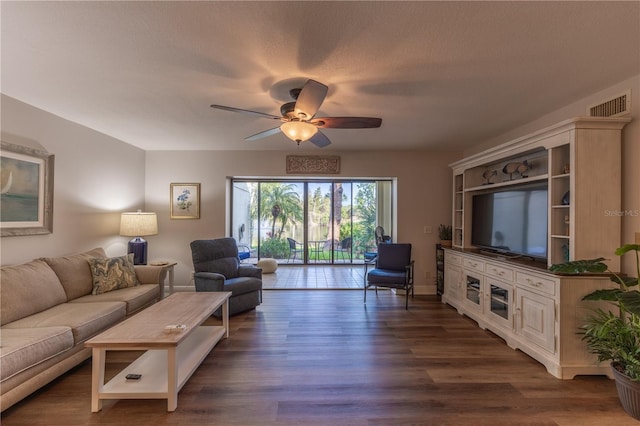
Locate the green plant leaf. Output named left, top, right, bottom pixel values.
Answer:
left=549, top=258, right=608, bottom=274
left=615, top=244, right=640, bottom=257
left=611, top=275, right=640, bottom=287
left=583, top=288, right=623, bottom=301
left=618, top=291, right=640, bottom=316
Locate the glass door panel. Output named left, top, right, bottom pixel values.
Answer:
left=256, top=182, right=304, bottom=263
left=334, top=182, right=352, bottom=264
left=232, top=181, right=256, bottom=263
left=352, top=182, right=377, bottom=263
left=307, top=182, right=333, bottom=264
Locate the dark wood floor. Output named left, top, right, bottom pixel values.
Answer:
left=2, top=290, right=638, bottom=425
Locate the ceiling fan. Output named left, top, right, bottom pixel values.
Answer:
left=210, top=79, right=382, bottom=147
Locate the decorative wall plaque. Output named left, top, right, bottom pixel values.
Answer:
left=286, top=155, right=340, bottom=174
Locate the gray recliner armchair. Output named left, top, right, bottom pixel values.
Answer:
left=190, top=238, right=262, bottom=317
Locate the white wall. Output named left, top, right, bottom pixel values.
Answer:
left=144, top=150, right=460, bottom=293
left=467, top=74, right=640, bottom=275
left=0, top=95, right=147, bottom=265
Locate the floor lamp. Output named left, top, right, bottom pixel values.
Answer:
left=120, top=211, right=158, bottom=265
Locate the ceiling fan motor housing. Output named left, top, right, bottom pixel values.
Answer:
left=280, top=101, right=297, bottom=119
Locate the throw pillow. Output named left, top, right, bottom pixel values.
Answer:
left=88, top=254, right=140, bottom=295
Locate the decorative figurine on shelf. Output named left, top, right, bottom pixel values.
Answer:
left=564, top=215, right=570, bottom=236
left=482, top=168, right=497, bottom=185
left=562, top=191, right=570, bottom=205
left=502, top=160, right=530, bottom=180
left=562, top=163, right=570, bottom=174
left=562, top=243, right=570, bottom=262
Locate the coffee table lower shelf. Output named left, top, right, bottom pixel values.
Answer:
left=91, top=325, right=225, bottom=412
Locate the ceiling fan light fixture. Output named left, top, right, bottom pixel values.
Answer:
left=280, top=121, right=317, bottom=143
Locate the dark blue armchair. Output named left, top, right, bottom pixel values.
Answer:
left=364, top=243, right=414, bottom=309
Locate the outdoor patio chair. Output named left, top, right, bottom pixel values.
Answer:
left=287, top=237, right=304, bottom=263
left=336, top=237, right=352, bottom=261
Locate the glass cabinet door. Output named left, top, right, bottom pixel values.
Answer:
left=490, top=284, right=509, bottom=319
left=465, top=274, right=482, bottom=311
left=486, top=279, right=513, bottom=328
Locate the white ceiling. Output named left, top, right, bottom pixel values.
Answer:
left=2, top=1, right=639, bottom=152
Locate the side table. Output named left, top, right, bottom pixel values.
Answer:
left=151, top=261, right=177, bottom=299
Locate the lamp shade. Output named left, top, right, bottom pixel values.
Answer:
left=119, top=211, right=158, bottom=237
left=280, top=121, right=318, bottom=143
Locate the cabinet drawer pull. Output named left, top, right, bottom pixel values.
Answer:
left=491, top=268, right=504, bottom=276
left=526, top=278, right=541, bottom=287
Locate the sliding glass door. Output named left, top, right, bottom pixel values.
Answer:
left=231, top=179, right=391, bottom=265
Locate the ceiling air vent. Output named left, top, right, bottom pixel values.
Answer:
left=587, top=90, right=631, bottom=117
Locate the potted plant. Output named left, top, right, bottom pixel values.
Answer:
left=438, top=224, right=452, bottom=247
left=549, top=244, right=640, bottom=420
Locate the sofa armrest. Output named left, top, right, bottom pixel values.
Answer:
left=134, top=265, right=164, bottom=285
left=238, top=265, right=262, bottom=279
left=194, top=272, right=225, bottom=292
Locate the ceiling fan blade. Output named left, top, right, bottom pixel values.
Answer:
left=308, top=130, right=331, bottom=148
left=211, top=104, right=282, bottom=120
left=245, top=127, right=282, bottom=141
left=310, top=117, right=382, bottom=129
left=294, top=79, right=328, bottom=120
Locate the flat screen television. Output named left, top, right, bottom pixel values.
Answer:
left=471, top=184, right=548, bottom=260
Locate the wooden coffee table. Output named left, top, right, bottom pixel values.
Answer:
left=85, top=292, right=231, bottom=412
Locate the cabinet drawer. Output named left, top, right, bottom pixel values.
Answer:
left=485, top=262, right=514, bottom=281
left=446, top=252, right=462, bottom=265
left=462, top=257, right=484, bottom=273
left=516, top=272, right=556, bottom=296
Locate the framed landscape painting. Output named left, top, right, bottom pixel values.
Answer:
left=170, top=183, right=200, bottom=219
left=1, top=142, right=54, bottom=236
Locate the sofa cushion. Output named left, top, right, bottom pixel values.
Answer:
left=88, top=254, right=140, bottom=295
left=0, top=260, right=67, bottom=326
left=70, top=284, right=159, bottom=315
left=0, top=327, right=74, bottom=382
left=41, top=247, right=107, bottom=301
left=3, top=302, right=126, bottom=344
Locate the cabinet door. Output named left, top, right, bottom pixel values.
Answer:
left=485, top=278, right=513, bottom=330
left=515, top=287, right=555, bottom=353
left=436, top=246, right=445, bottom=295
left=444, top=264, right=461, bottom=301
left=464, top=271, right=483, bottom=314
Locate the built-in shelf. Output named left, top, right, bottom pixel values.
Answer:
left=449, top=116, right=630, bottom=270
left=465, top=174, right=549, bottom=193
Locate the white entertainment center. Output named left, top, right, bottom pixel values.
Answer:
left=443, top=117, right=630, bottom=379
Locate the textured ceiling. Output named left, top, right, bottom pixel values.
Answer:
left=2, top=1, right=639, bottom=152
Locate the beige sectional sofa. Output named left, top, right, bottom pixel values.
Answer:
left=0, top=248, right=164, bottom=412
